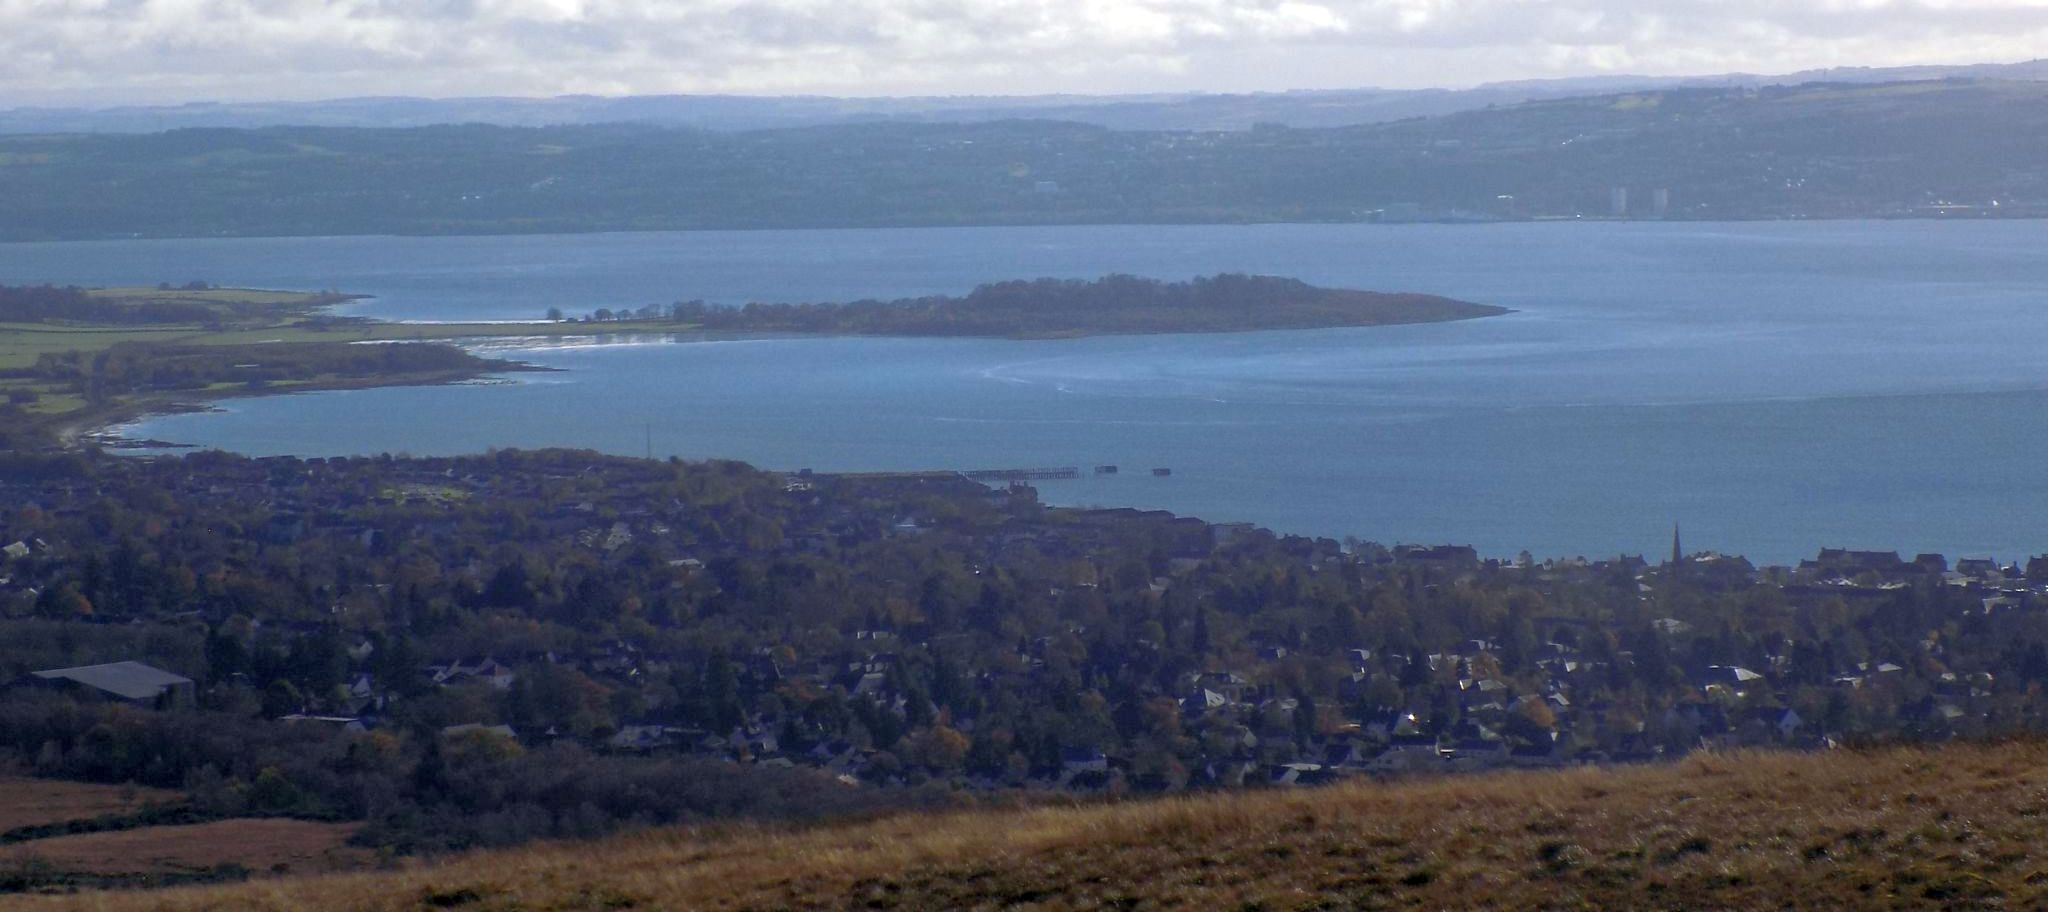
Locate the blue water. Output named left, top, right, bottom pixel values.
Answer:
left=6, top=221, right=2047, bottom=564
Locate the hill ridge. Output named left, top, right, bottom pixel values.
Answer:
left=7, top=59, right=2045, bottom=134
left=6, top=78, right=2047, bottom=240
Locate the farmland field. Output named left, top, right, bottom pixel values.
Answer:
left=0, top=818, right=367, bottom=878
left=0, top=778, right=183, bottom=834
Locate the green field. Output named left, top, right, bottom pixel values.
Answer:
left=84, top=286, right=331, bottom=306
left=0, top=323, right=200, bottom=369
left=192, top=317, right=697, bottom=347
left=2, top=286, right=699, bottom=369
left=0, top=286, right=699, bottom=443
left=0, top=287, right=349, bottom=369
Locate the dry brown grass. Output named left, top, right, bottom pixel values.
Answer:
left=15, top=741, right=2048, bottom=911
left=0, top=819, right=368, bottom=878
left=0, top=779, right=184, bottom=834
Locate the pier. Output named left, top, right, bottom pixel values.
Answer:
left=962, top=467, right=1081, bottom=481
left=825, top=465, right=1170, bottom=483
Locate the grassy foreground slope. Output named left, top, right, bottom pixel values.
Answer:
left=25, top=740, right=2048, bottom=911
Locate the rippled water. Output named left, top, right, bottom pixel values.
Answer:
left=8, top=220, right=2047, bottom=563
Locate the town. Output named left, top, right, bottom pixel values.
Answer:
left=2, top=446, right=2038, bottom=856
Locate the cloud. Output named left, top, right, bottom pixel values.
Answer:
left=2, top=0, right=2046, bottom=103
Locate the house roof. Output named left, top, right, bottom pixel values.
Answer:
left=30, top=661, right=191, bottom=701
left=441, top=723, right=517, bottom=739
left=1701, top=664, right=1764, bottom=685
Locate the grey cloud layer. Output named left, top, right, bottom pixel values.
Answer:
left=5, top=0, right=2048, bottom=101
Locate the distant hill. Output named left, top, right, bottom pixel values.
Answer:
left=3, top=78, right=2045, bottom=240
left=33, top=740, right=2048, bottom=910
left=4, top=59, right=2044, bottom=134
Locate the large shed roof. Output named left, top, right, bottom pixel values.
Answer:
left=30, top=661, right=192, bottom=701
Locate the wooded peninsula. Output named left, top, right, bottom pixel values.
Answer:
left=588, top=274, right=1509, bottom=339
left=0, top=275, right=1501, bottom=451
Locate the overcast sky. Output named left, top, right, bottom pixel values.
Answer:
left=4, top=0, right=2047, bottom=105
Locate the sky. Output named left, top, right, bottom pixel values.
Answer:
left=4, top=0, right=2048, bottom=105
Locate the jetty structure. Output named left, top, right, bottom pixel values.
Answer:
left=826, top=465, right=1172, bottom=483
left=962, top=467, right=1080, bottom=482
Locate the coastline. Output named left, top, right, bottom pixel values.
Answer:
left=57, top=305, right=1500, bottom=449
left=15, top=275, right=1512, bottom=453
left=5, top=212, right=2047, bottom=247
left=56, top=362, right=546, bottom=453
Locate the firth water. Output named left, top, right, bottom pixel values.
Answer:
left=7, top=220, right=2047, bottom=564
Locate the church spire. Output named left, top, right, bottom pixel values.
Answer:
left=1671, top=523, right=1683, bottom=567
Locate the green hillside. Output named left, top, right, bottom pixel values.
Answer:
left=2, top=80, right=2044, bottom=240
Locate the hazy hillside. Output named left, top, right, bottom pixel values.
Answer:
left=20, top=740, right=2048, bottom=910
left=2, top=79, right=2041, bottom=241
left=4, top=59, right=2044, bottom=134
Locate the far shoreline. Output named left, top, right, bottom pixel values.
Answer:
left=0, top=214, right=2034, bottom=249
